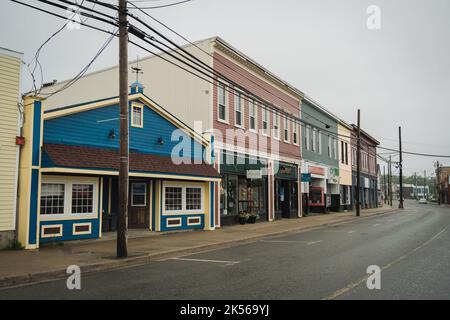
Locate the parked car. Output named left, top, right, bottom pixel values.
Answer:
left=419, top=198, right=428, bottom=204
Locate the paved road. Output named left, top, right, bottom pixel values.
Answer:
left=1, top=200, right=449, bottom=300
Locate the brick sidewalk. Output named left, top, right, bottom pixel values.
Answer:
left=0, top=205, right=397, bottom=288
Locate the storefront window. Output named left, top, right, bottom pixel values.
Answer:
left=290, top=182, right=298, bottom=210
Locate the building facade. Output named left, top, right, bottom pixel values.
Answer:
left=438, top=167, right=450, bottom=204
left=338, top=122, right=353, bottom=211
left=0, top=47, right=23, bottom=249
left=351, top=127, right=380, bottom=208
left=300, top=97, right=340, bottom=214
left=38, top=37, right=305, bottom=227
left=17, top=84, right=219, bottom=249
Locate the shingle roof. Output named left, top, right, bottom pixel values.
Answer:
left=43, top=143, right=220, bottom=179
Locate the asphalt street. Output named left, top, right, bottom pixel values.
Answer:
left=1, top=200, right=449, bottom=300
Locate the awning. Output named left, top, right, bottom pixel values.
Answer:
left=42, top=143, right=220, bottom=179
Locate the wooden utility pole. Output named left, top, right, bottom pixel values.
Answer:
left=383, top=166, right=387, bottom=204
left=389, top=155, right=393, bottom=206
left=356, top=109, right=361, bottom=217
left=424, top=170, right=427, bottom=200
left=436, top=161, right=441, bottom=205
left=117, top=0, right=129, bottom=258
left=398, top=126, right=404, bottom=209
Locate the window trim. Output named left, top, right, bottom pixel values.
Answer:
left=131, top=182, right=147, bottom=207
left=131, top=102, right=144, bottom=128
left=273, top=112, right=280, bottom=140
left=293, top=122, right=299, bottom=145
left=234, top=90, right=245, bottom=128
left=249, top=98, right=258, bottom=133
left=283, top=117, right=290, bottom=143
left=162, top=182, right=205, bottom=215
left=217, top=81, right=229, bottom=124
left=262, top=107, right=270, bottom=137
left=40, top=176, right=98, bottom=220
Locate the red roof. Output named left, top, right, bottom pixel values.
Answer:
left=43, top=144, right=220, bottom=179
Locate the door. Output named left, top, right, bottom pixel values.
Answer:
left=280, top=180, right=291, bottom=218
left=128, top=180, right=150, bottom=229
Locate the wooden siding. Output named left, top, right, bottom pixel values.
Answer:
left=0, top=52, right=21, bottom=232
left=43, top=102, right=205, bottom=161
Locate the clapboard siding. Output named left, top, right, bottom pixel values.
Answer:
left=44, top=102, right=205, bottom=160
left=0, top=49, right=21, bottom=232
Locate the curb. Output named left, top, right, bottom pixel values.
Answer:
left=0, top=208, right=397, bottom=290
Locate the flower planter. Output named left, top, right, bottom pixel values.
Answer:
left=247, top=215, right=257, bottom=224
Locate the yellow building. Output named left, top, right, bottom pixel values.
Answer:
left=0, top=47, right=23, bottom=249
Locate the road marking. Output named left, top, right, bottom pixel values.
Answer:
left=168, top=257, right=240, bottom=266
left=260, top=239, right=323, bottom=245
left=310, top=230, right=356, bottom=233
left=373, top=223, right=380, bottom=227
left=323, top=227, right=448, bottom=300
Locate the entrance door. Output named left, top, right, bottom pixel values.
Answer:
left=280, top=180, right=291, bottom=218
left=128, top=180, right=150, bottom=229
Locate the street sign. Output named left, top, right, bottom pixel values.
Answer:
left=246, top=169, right=262, bottom=180
left=301, top=173, right=311, bottom=182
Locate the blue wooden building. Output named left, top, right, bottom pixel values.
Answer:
left=17, top=82, right=220, bottom=249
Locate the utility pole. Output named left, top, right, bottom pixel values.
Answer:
left=389, top=155, right=393, bottom=206
left=398, top=126, right=404, bottom=209
left=436, top=161, right=441, bottom=205
left=356, top=109, right=361, bottom=217
left=424, top=170, right=427, bottom=200
left=383, top=165, right=387, bottom=204
left=117, top=0, right=129, bottom=258
left=414, top=172, right=417, bottom=200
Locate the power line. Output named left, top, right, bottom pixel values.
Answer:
left=128, top=0, right=194, bottom=10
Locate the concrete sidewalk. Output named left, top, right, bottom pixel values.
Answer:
left=0, top=206, right=397, bottom=289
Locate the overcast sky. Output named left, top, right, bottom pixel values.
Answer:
left=1, top=0, right=449, bottom=176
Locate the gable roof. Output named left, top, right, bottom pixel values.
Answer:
left=43, top=92, right=210, bottom=147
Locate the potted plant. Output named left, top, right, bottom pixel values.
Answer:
left=238, top=212, right=249, bottom=224
left=247, top=213, right=258, bottom=224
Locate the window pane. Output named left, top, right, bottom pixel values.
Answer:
left=165, top=187, right=182, bottom=211
left=40, top=183, right=65, bottom=215
left=132, top=183, right=146, bottom=206
left=72, top=184, right=94, bottom=214
left=186, top=187, right=202, bottom=210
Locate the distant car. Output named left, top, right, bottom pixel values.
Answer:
left=419, top=198, right=427, bottom=204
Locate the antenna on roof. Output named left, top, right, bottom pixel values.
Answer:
left=131, top=56, right=143, bottom=83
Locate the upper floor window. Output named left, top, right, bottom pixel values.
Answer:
left=305, top=125, right=311, bottom=150
left=317, top=131, right=322, bottom=154
left=235, top=90, right=243, bottom=127
left=293, top=122, right=298, bottom=145
left=273, top=112, right=280, bottom=139
left=249, top=99, right=257, bottom=131
left=328, top=135, right=332, bottom=157
left=341, top=141, right=345, bottom=164
left=283, top=117, right=290, bottom=143
left=312, top=128, right=317, bottom=152
left=345, top=142, right=349, bottom=164
left=262, top=107, right=270, bottom=136
left=131, top=104, right=143, bottom=128
left=218, top=82, right=228, bottom=122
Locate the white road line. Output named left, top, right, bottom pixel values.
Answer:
left=310, top=230, right=356, bottom=233
left=260, top=239, right=323, bottom=245
left=373, top=223, right=380, bottom=227
left=169, top=257, right=240, bottom=266
left=323, top=227, right=448, bottom=300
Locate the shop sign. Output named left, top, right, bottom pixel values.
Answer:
left=329, top=167, right=340, bottom=184
left=246, top=169, right=262, bottom=180
left=301, top=173, right=311, bottom=182
left=309, top=166, right=325, bottom=176
left=364, top=177, right=370, bottom=188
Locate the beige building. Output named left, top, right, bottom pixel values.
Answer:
left=338, top=122, right=353, bottom=210
left=0, top=47, right=23, bottom=248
